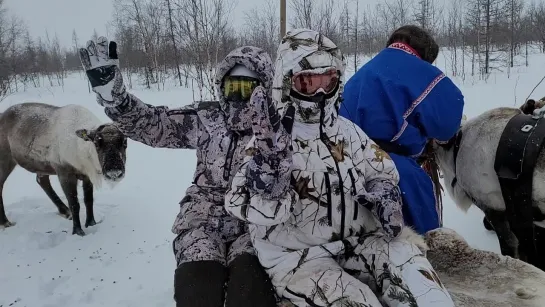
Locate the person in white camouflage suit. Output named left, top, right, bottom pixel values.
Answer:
left=225, top=28, right=455, bottom=307
left=78, top=37, right=277, bottom=307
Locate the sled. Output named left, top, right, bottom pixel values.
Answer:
left=278, top=228, right=545, bottom=307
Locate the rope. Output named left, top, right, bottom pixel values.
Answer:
left=525, top=74, right=545, bottom=103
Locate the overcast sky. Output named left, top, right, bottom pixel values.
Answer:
left=4, top=0, right=274, bottom=48
left=5, top=0, right=441, bottom=48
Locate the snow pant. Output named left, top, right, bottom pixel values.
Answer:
left=172, top=226, right=276, bottom=307
left=256, top=232, right=454, bottom=307
left=390, top=153, right=441, bottom=235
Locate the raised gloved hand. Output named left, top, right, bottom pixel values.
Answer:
left=244, top=86, right=295, bottom=199
left=79, top=36, right=127, bottom=107
left=357, top=179, right=404, bottom=238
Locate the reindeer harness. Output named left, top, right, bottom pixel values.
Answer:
left=494, top=112, right=545, bottom=270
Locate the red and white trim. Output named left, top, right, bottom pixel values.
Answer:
left=391, top=73, right=446, bottom=142
left=388, top=42, right=421, bottom=59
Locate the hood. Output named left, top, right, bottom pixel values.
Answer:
left=215, top=46, right=274, bottom=112
left=272, top=28, right=346, bottom=127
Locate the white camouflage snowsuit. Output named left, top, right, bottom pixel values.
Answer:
left=79, top=40, right=274, bottom=267
left=225, top=29, right=455, bottom=307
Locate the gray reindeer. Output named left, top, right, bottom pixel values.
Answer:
left=432, top=97, right=545, bottom=269
left=0, top=102, right=127, bottom=236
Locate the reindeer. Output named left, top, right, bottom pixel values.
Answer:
left=0, top=102, right=127, bottom=236
left=431, top=97, right=545, bottom=269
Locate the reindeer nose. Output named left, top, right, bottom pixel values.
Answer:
left=105, top=169, right=124, bottom=180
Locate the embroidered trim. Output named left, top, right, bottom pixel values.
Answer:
left=388, top=42, right=421, bottom=59
left=391, top=73, right=446, bottom=142
left=391, top=121, right=408, bottom=142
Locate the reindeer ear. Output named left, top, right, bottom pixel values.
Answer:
left=75, top=129, right=94, bottom=141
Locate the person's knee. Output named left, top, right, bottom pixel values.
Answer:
left=226, top=232, right=254, bottom=265
left=173, top=227, right=226, bottom=266
left=284, top=267, right=381, bottom=306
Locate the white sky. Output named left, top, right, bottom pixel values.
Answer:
left=5, top=0, right=467, bottom=49
left=5, top=0, right=273, bottom=48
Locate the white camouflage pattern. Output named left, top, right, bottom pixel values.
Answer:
left=225, top=29, right=454, bottom=306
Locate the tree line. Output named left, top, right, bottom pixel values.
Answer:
left=1, top=0, right=545, bottom=100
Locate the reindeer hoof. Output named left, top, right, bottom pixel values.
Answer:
left=85, top=219, right=97, bottom=228
left=72, top=227, right=85, bottom=236
left=0, top=220, right=16, bottom=229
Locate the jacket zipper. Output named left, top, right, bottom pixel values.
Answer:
left=323, top=139, right=346, bottom=239
left=332, top=159, right=346, bottom=239
left=223, top=132, right=239, bottom=180
left=324, top=173, right=333, bottom=226
left=318, top=100, right=345, bottom=239
left=348, top=169, right=358, bottom=220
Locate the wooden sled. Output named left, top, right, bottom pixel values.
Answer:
left=278, top=228, right=545, bottom=307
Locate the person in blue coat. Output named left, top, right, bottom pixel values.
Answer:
left=340, top=25, right=464, bottom=235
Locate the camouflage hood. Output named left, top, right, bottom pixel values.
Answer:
left=272, top=28, right=345, bottom=126
left=214, top=46, right=274, bottom=131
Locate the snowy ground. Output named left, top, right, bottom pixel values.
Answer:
left=1, top=49, right=545, bottom=307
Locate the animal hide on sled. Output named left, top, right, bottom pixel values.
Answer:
left=278, top=228, right=545, bottom=307
left=426, top=228, right=545, bottom=307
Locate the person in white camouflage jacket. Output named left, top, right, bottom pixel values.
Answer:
left=225, top=29, right=455, bottom=306
left=78, top=37, right=277, bottom=307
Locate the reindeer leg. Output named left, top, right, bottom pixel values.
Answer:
left=484, top=209, right=519, bottom=259
left=82, top=177, right=96, bottom=228
left=57, top=171, right=84, bottom=236
left=36, top=174, right=71, bottom=220
left=0, top=157, right=16, bottom=228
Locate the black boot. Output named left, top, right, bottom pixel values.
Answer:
left=174, top=260, right=227, bottom=307
left=225, top=253, right=277, bottom=307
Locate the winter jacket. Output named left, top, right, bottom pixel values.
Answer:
left=101, top=46, right=274, bottom=236
left=225, top=29, right=403, bottom=254
left=340, top=43, right=464, bottom=233
left=340, top=43, right=464, bottom=156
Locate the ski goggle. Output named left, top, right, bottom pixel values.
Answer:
left=291, top=68, right=339, bottom=96
left=223, top=76, right=260, bottom=101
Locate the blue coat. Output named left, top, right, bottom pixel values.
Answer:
left=340, top=44, right=464, bottom=234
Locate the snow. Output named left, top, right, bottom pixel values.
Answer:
left=1, top=48, right=545, bottom=306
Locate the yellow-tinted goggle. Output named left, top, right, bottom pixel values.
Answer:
left=223, top=76, right=260, bottom=101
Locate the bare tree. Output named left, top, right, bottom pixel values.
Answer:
left=530, top=1, right=545, bottom=52
left=174, top=0, right=235, bottom=99
left=506, top=0, right=524, bottom=68
left=289, top=0, right=314, bottom=29
left=413, top=0, right=444, bottom=36
left=385, top=0, right=413, bottom=29
left=241, top=0, right=279, bottom=58
left=445, top=0, right=464, bottom=76
left=166, top=0, right=182, bottom=86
